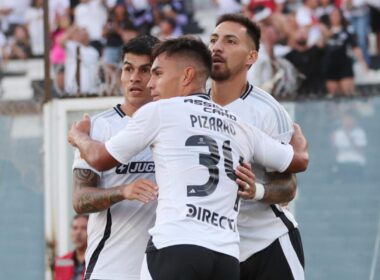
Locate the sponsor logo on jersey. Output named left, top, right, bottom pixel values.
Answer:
left=116, top=161, right=155, bottom=174
left=186, top=203, right=237, bottom=232
left=184, top=98, right=237, bottom=121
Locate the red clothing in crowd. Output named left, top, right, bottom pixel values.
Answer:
left=248, top=0, right=277, bottom=12
left=54, top=251, right=85, bottom=280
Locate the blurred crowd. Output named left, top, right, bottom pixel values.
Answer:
left=238, top=0, right=380, bottom=97
left=0, top=0, right=379, bottom=98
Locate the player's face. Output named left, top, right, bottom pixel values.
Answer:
left=121, top=53, right=153, bottom=108
left=209, top=21, right=257, bottom=81
left=148, top=54, right=182, bottom=100
left=71, top=217, right=88, bottom=250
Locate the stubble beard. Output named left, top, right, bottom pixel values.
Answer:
left=210, top=65, right=231, bottom=81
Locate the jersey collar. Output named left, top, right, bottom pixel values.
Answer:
left=113, top=104, right=126, bottom=118
left=207, top=82, right=253, bottom=100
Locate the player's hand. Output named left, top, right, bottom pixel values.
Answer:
left=68, top=114, right=91, bottom=147
left=235, top=162, right=256, bottom=199
left=122, top=179, right=158, bottom=204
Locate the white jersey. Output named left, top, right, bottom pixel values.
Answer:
left=105, top=94, right=294, bottom=260
left=209, top=83, right=298, bottom=261
left=72, top=105, right=156, bottom=280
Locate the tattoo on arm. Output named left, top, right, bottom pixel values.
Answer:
left=261, top=173, right=297, bottom=204
left=73, top=168, right=124, bottom=214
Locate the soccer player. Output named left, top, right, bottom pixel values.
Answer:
left=71, top=35, right=160, bottom=280
left=208, top=14, right=307, bottom=280
left=68, top=37, right=308, bottom=280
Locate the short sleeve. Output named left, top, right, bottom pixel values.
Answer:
left=105, top=102, right=161, bottom=165
left=248, top=124, right=294, bottom=173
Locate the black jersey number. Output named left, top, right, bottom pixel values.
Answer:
left=185, top=136, right=242, bottom=202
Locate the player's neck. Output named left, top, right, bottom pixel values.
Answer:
left=211, top=73, right=248, bottom=106
left=182, top=85, right=206, bottom=97
left=121, top=103, right=139, bottom=117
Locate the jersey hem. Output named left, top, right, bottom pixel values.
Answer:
left=153, top=239, right=239, bottom=260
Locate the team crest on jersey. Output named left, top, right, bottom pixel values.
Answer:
left=116, top=162, right=155, bottom=174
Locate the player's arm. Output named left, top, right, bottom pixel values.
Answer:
left=72, top=168, right=158, bottom=214
left=260, top=124, right=308, bottom=204
left=261, top=172, right=297, bottom=204
left=68, top=115, right=120, bottom=171
left=235, top=163, right=297, bottom=203
left=69, top=103, right=160, bottom=172
left=250, top=123, right=309, bottom=174
left=286, top=123, right=309, bottom=172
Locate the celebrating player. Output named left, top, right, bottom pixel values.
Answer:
left=68, top=36, right=308, bottom=280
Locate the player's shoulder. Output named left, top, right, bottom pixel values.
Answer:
left=245, top=84, right=293, bottom=134
left=246, top=85, right=289, bottom=114
left=91, top=106, right=122, bottom=125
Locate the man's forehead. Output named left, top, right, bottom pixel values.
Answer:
left=213, top=21, right=248, bottom=37
left=152, top=53, right=174, bottom=67
left=123, top=53, right=151, bottom=65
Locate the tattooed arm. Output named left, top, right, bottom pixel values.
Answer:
left=261, top=172, right=297, bottom=204
left=72, top=168, right=158, bottom=214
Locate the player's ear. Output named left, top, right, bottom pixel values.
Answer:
left=246, top=50, right=258, bottom=67
left=182, top=66, right=195, bottom=86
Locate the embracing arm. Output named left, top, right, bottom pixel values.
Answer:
left=72, top=168, right=158, bottom=214
left=286, top=124, right=309, bottom=173
left=235, top=162, right=297, bottom=203
left=261, top=172, right=297, bottom=204
left=68, top=115, right=119, bottom=171
left=74, top=134, right=118, bottom=171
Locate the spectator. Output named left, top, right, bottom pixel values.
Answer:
left=295, top=0, right=322, bottom=46
left=2, top=0, right=31, bottom=36
left=49, top=0, right=70, bottom=28
left=101, top=5, right=138, bottom=95
left=316, top=0, right=335, bottom=25
left=322, top=8, right=368, bottom=96
left=102, top=5, right=138, bottom=66
left=331, top=112, right=367, bottom=182
left=342, top=0, right=370, bottom=65
left=0, top=0, right=14, bottom=35
left=51, top=14, right=72, bottom=69
left=74, top=0, right=107, bottom=52
left=157, top=17, right=180, bottom=40
left=367, top=0, right=380, bottom=56
left=212, top=0, right=242, bottom=16
left=123, top=0, right=154, bottom=35
left=242, top=0, right=277, bottom=16
left=285, top=26, right=326, bottom=94
left=152, top=0, right=188, bottom=36
left=54, top=214, right=88, bottom=280
left=24, top=0, right=44, bottom=57
left=59, top=26, right=100, bottom=95
left=7, top=25, right=31, bottom=60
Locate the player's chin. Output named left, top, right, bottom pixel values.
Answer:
left=129, top=89, right=144, bottom=97
left=151, top=94, right=161, bottom=101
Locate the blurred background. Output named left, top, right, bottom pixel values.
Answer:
left=0, top=0, right=379, bottom=279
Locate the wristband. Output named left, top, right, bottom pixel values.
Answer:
left=253, top=183, right=265, bottom=201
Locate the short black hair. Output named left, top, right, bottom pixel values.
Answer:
left=122, top=35, right=160, bottom=61
left=216, top=13, right=261, bottom=52
left=152, top=36, right=212, bottom=79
